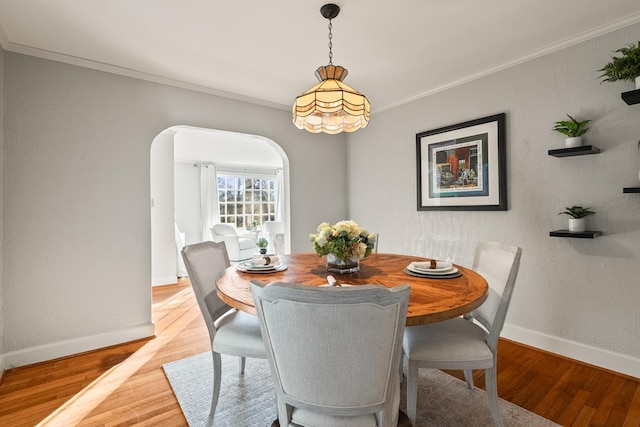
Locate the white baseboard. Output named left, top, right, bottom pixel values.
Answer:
left=152, top=275, right=178, bottom=286
left=0, top=322, right=155, bottom=374
left=502, top=323, right=640, bottom=379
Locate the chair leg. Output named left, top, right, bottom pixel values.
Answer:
left=406, top=361, right=419, bottom=427
left=239, top=356, right=246, bottom=375
left=485, top=366, right=503, bottom=427
left=208, top=352, right=223, bottom=426
left=463, top=369, right=474, bottom=389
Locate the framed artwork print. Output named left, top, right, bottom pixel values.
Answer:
left=416, top=113, right=507, bottom=211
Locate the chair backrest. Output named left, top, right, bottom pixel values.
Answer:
left=251, top=282, right=410, bottom=424
left=469, top=241, right=522, bottom=350
left=211, top=223, right=238, bottom=237
left=273, top=233, right=285, bottom=256
left=181, top=241, right=232, bottom=341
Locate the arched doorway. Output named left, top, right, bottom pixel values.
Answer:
left=150, top=125, right=290, bottom=285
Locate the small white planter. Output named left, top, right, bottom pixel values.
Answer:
left=565, top=137, right=583, bottom=148
left=636, top=76, right=640, bottom=90
left=568, top=218, right=586, bottom=233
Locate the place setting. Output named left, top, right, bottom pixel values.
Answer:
left=403, top=259, right=462, bottom=279
left=236, top=255, right=287, bottom=274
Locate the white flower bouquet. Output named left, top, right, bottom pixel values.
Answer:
left=309, top=220, right=376, bottom=261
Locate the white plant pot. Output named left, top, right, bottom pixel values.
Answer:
left=565, top=137, right=583, bottom=148
left=568, top=218, right=586, bottom=233
left=636, top=76, right=640, bottom=90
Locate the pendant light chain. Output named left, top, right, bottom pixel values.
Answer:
left=327, top=19, right=333, bottom=65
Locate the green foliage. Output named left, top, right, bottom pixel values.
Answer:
left=558, top=206, right=595, bottom=219
left=598, top=41, right=640, bottom=83
left=552, top=114, right=590, bottom=137
left=256, top=237, right=268, bottom=249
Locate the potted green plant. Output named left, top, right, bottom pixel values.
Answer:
left=558, top=206, right=595, bottom=233
left=598, top=41, right=640, bottom=89
left=256, top=237, right=269, bottom=254
left=553, top=114, right=590, bottom=148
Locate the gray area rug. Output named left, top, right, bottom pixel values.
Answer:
left=163, top=353, right=558, bottom=427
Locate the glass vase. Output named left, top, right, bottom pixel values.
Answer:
left=326, top=253, right=360, bottom=274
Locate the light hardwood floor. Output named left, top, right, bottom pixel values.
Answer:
left=0, top=279, right=638, bottom=426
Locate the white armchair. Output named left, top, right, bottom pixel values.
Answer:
left=210, top=223, right=257, bottom=261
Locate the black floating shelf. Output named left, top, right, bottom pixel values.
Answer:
left=550, top=230, right=602, bottom=239
left=548, top=145, right=601, bottom=157
left=621, top=88, right=640, bottom=105
left=623, top=187, right=640, bottom=193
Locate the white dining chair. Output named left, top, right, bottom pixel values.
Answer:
left=250, top=281, right=412, bottom=427
left=263, top=221, right=285, bottom=254
left=402, top=241, right=522, bottom=427
left=273, top=232, right=285, bottom=256
left=181, top=241, right=266, bottom=426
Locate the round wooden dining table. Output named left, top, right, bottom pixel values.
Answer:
left=216, top=252, right=488, bottom=326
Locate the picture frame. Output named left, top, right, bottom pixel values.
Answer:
left=416, top=113, right=507, bottom=211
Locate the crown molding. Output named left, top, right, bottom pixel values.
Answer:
left=2, top=40, right=291, bottom=112
left=377, top=12, right=640, bottom=113
left=2, top=12, right=640, bottom=114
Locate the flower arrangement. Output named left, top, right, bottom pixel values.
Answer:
left=310, top=220, right=376, bottom=261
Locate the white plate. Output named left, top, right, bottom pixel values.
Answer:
left=403, top=268, right=462, bottom=279
left=239, top=260, right=279, bottom=269
left=236, top=262, right=287, bottom=274
left=407, top=264, right=458, bottom=276
left=409, top=261, right=453, bottom=273
left=319, top=284, right=354, bottom=287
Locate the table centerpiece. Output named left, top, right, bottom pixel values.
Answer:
left=309, top=220, right=376, bottom=274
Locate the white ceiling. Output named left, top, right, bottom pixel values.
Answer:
left=173, top=127, right=283, bottom=167
left=1, top=1, right=640, bottom=113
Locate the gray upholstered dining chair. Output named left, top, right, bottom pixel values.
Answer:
left=250, top=281, right=412, bottom=427
left=181, top=241, right=266, bottom=426
left=402, top=241, right=522, bottom=427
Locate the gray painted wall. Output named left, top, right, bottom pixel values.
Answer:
left=0, top=45, right=4, bottom=357
left=348, top=22, right=640, bottom=375
left=1, top=52, right=347, bottom=367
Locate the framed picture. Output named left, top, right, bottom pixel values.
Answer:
left=416, top=113, right=506, bottom=211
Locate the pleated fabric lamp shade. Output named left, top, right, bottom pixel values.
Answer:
left=293, top=65, right=371, bottom=134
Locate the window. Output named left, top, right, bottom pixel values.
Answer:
left=217, top=173, right=277, bottom=228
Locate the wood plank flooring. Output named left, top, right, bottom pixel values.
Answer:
left=0, top=279, right=638, bottom=426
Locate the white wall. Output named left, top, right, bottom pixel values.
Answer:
left=1, top=52, right=348, bottom=369
left=348, top=23, right=640, bottom=377
left=174, top=162, right=201, bottom=246
left=150, top=131, right=178, bottom=286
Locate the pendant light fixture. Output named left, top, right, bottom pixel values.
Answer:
left=292, top=3, right=370, bottom=134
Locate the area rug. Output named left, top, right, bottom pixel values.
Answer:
left=163, top=353, right=559, bottom=427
